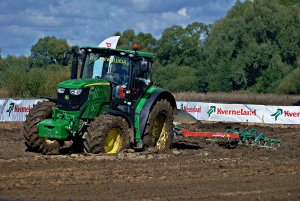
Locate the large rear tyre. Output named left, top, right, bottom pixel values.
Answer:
left=143, top=99, right=174, bottom=152
left=21, top=101, right=60, bottom=154
left=84, top=115, right=130, bottom=154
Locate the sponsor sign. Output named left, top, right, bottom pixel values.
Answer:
left=264, top=106, right=300, bottom=124
left=176, top=102, right=300, bottom=125
left=176, top=101, right=209, bottom=120
left=0, top=99, right=42, bottom=122
left=207, top=103, right=264, bottom=123
left=0, top=98, right=299, bottom=124
left=0, top=99, right=6, bottom=116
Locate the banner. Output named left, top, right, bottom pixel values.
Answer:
left=176, top=101, right=209, bottom=120
left=0, top=99, right=42, bottom=122
left=1, top=99, right=299, bottom=124
left=0, top=99, right=6, bottom=116
left=178, top=101, right=300, bottom=125
left=207, top=103, right=265, bottom=123
left=264, top=106, right=300, bottom=124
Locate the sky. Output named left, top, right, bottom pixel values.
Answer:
left=0, top=0, right=236, bottom=57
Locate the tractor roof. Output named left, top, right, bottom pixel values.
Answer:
left=80, top=46, right=155, bottom=58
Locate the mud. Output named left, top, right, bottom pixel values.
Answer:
left=0, top=122, right=299, bottom=201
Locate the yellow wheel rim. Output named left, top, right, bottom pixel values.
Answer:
left=104, top=128, right=123, bottom=154
left=152, top=115, right=168, bottom=151
left=45, top=139, right=56, bottom=145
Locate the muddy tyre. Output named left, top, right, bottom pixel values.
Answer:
left=22, top=101, right=60, bottom=154
left=143, top=99, right=174, bottom=152
left=84, top=115, right=131, bottom=154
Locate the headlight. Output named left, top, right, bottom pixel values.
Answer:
left=57, top=88, right=65, bottom=94
left=70, top=89, right=82, bottom=96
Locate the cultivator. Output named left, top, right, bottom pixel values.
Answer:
left=174, top=126, right=281, bottom=149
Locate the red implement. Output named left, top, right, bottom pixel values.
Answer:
left=179, top=129, right=240, bottom=139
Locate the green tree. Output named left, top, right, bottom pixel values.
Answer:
left=200, top=0, right=300, bottom=93
left=156, top=22, right=208, bottom=66
left=254, top=53, right=292, bottom=93
left=30, top=36, right=69, bottom=68
left=115, top=30, right=157, bottom=52
left=0, top=54, right=70, bottom=97
left=276, top=67, right=300, bottom=94
left=136, top=32, right=157, bottom=52
left=153, top=22, right=208, bottom=93
left=153, top=63, right=198, bottom=92
left=0, top=56, right=30, bottom=95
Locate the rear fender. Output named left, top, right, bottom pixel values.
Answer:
left=134, top=87, right=176, bottom=144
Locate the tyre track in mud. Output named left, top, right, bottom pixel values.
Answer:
left=0, top=123, right=299, bottom=201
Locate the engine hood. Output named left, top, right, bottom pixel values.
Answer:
left=58, top=79, right=110, bottom=89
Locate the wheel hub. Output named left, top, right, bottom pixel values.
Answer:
left=45, top=139, right=56, bottom=145
left=104, top=128, right=123, bottom=154
left=152, top=115, right=168, bottom=151
left=155, top=126, right=168, bottom=151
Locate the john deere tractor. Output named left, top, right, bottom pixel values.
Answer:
left=22, top=44, right=177, bottom=154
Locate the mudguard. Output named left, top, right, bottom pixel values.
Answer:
left=134, top=86, right=176, bottom=144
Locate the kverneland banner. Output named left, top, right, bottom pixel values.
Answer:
left=176, top=101, right=209, bottom=120
left=207, top=103, right=265, bottom=123
left=177, top=101, right=300, bottom=125
left=0, top=99, right=42, bottom=122
left=1, top=99, right=300, bottom=124
left=264, top=106, right=300, bottom=124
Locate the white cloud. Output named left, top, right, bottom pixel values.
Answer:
left=0, top=0, right=236, bottom=57
left=27, top=15, right=62, bottom=27
left=178, top=7, right=188, bottom=17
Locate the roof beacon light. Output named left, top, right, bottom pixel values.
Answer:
left=133, top=43, right=139, bottom=51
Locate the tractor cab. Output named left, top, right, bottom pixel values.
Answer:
left=79, top=47, right=153, bottom=102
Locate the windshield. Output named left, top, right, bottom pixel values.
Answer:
left=82, top=52, right=130, bottom=85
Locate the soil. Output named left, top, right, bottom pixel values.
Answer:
left=0, top=122, right=299, bottom=201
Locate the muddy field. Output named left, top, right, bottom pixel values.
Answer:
left=0, top=122, right=299, bottom=201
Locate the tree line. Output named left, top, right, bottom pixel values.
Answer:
left=0, top=0, right=299, bottom=97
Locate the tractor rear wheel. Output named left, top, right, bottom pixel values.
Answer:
left=84, top=115, right=130, bottom=154
left=143, top=99, right=174, bottom=152
left=21, top=101, right=60, bottom=154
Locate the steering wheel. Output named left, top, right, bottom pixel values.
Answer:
left=103, top=72, right=121, bottom=84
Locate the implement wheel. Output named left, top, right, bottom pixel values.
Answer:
left=21, top=101, right=61, bottom=154
left=143, top=99, right=174, bottom=152
left=84, top=115, right=130, bottom=154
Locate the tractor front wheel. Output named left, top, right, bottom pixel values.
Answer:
left=143, top=99, right=174, bottom=152
left=84, top=115, right=130, bottom=154
left=22, top=101, right=61, bottom=154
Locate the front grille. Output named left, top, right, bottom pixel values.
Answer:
left=57, top=88, right=90, bottom=111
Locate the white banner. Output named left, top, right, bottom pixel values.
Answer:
left=264, top=106, right=300, bottom=124
left=0, top=99, right=42, bottom=122
left=0, top=99, right=7, bottom=116
left=176, top=101, right=209, bottom=120
left=177, top=101, right=300, bottom=125
left=207, top=103, right=264, bottom=123
left=1, top=99, right=299, bottom=125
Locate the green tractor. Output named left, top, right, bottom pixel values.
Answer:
left=21, top=44, right=177, bottom=154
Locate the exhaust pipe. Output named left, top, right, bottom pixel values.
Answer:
left=70, top=52, right=78, bottom=79
left=62, top=49, right=80, bottom=79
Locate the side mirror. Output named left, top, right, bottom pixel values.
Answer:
left=141, top=59, right=148, bottom=72
left=62, top=51, right=69, bottom=66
